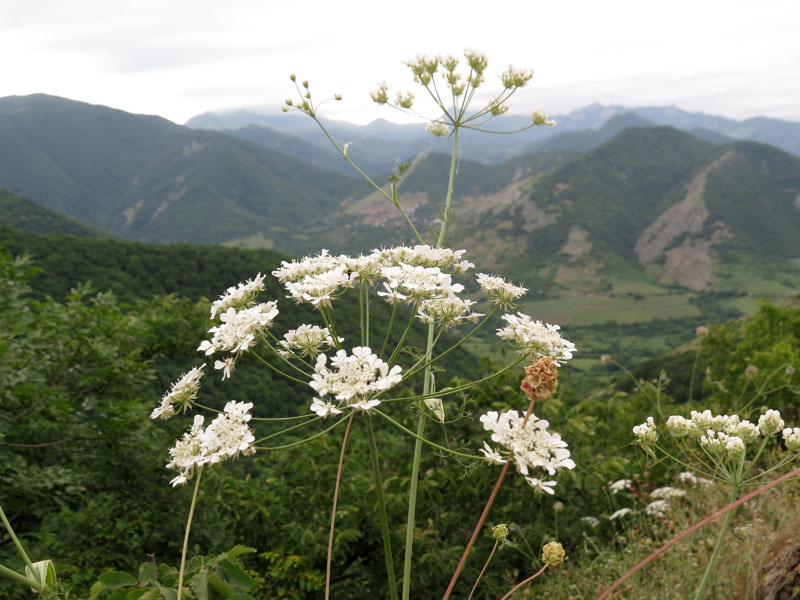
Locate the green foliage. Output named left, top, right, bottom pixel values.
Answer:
left=0, top=189, right=103, bottom=237
left=88, top=546, right=258, bottom=600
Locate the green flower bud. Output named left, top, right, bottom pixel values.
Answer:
left=541, top=541, right=566, bottom=570
left=370, top=82, right=389, bottom=105
left=492, top=523, right=509, bottom=542
left=289, top=73, right=296, bottom=81
left=334, top=94, right=343, bottom=101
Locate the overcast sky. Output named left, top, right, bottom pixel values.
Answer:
left=1, top=0, right=798, bottom=125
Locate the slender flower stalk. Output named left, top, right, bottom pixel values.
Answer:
left=366, top=416, right=398, bottom=600
left=326, top=414, right=355, bottom=600
left=0, top=503, right=35, bottom=575
left=498, top=565, right=548, bottom=600
left=467, top=535, right=500, bottom=600
left=442, top=391, right=540, bottom=600
left=177, top=467, right=202, bottom=600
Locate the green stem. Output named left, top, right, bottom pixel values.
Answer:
left=402, top=323, right=435, bottom=600
left=365, top=282, right=371, bottom=348
left=252, top=415, right=322, bottom=444
left=326, top=414, right=354, bottom=600
left=0, top=563, right=44, bottom=591
left=374, top=409, right=480, bottom=460
left=436, top=127, right=459, bottom=248
left=693, top=486, right=738, bottom=600
left=255, top=416, right=347, bottom=451
left=387, top=306, right=418, bottom=367
left=177, top=468, right=203, bottom=600
left=379, top=302, right=398, bottom=360
left=366, top=416, right=399, bottom=600
left=688, top=345, right=701, bottom=404
left=250, top=350, right=309, bottom=385
left=0, top=503, right=35, bottom=573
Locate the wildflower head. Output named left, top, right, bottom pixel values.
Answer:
left=745, top=364, right=759, bottom=377
left=633, top=417, right=658, bottom=445
left=496, top=312, right=576, bottom=365
left=520, top=357, right=559, bottom=401
left=758, top=409, right=785, bottom=437
left=696, top=325, right=709, bottom=336
left=541, top=541, right=566, bottom=569
left=532, top=108, right=556, bottom=127
left=152, top=365, right=205, bottom=420
left=783, top=427, right=800, bottom=451
left=492, top=523, right=509, bottom=543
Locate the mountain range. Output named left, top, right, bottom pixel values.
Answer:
left=1, top=93, right=799, bottom=333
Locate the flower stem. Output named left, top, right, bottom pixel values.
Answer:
left=177, top=467, right=202, bottom=600
left=498, top=564, right=548, bottom=600
left=326, top=414, right=355, bottom=600
left=402, top=323, right=434, bottom=600
left=693, top=486, right=739, bottom=599
left=0, top=502, right=35, bottom=574
left=436, top=127, right=459, bottom=248
left=366, top=416, right=398, bottom=600
left=467, top=539, right=499, bottom=600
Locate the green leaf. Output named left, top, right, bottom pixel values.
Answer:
left=191, top=570, right=209, bottom=600
left=216, top=559, right=257, bottom=589
left=138, top=562, right=157, bottom=586
left=98, top=571, right=138, bottom=589
left=221, top=545, right=256, bottom=561
left=207, top=571, right=234, bottom=598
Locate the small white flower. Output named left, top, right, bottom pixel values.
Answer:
left=758, top=409, right=785, bottom=437
left=476, top=273, right=527, bottom=306
left=609, top=479, right=632, bottom=494
left=645, top=500, right=670, bottom=517
left=309, top=347, right=402, bottom=413
left=666, top=415, right=694, bottom=438
left=633, top=417, right=658, bottom=444
left=280, top=324, right=341, bottom=358
left=782, top=427, right=800, bottom=451
left=310, top=398, right=343, bottom=418
left=651, top=486, right=686, bottom=499
left=480, top=442, right=506, bottom=465
left=198, top=303, right=278, bottom=356
left=209, top=273, right=266, bottom=318
left=609, top=507, right=632, bottom=520
left=496, top=312, right=576, bottom=364
left=214, top=358, right=235, bottom=380
left=581, top=516, right=600, bottom=528
left=677, top=471, right=698, bottom=486
left=526, top=477, right=556, bottom=495
left=152, top=365, right=205, bottom=420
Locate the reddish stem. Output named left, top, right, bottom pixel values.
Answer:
left=326, top=414, right=355, bottom=600
left=442, top=397, right=538, bottom=600
left=498, top=564, right=548, bottom=600
left=594, top=464, right=800, bottom=600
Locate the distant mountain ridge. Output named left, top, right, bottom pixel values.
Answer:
left=186, top=103, right=800, bottom=174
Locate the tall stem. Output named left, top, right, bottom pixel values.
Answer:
left=0, top=502, right=35, bottom=574
left=366, top=416, right=399, bottom=600
left=402, top=323, right=434, bottom=600
left=326, top=414, right=355, bottom=600
left=467, top=538, right=499, bottom=600
left=693, top=486, right=738, bottom=599
left=436, top=127, right=459, bottom=248
left=177, top=468, right=203, bottom=600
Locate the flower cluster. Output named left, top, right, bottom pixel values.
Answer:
left=197, top=302, right=279, bottom=356
left=151, top=365, right=205, bottom=420
left=209, top=273, right=266, bottom=318
left=479, top=409, right=575, bottom=494
left=520, top=357, right=559, bottom=401
left=476, top=273, right=527, bottom=307
left=166, top=401, right=256, bottom=486
left=309, top=347, right=402, bottom=416
left=279, top=324, right=341, bottom=358
left=496, top=313, right=576, bottom=364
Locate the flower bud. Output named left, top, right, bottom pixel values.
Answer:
left=758, top=409, right=784, bottom=436
left=289, top=73, right=296, bottom=81
left=334, top=94, right=342, bottom=101
left=541, top=541, right=566, bottom=569
left=492, top=523, right=509, bottom=542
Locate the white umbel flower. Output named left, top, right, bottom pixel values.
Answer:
left=609, top=479, right=633, bottom=494
left=197, top=302, right=279, bottom=355
left=479, top=410, right=575, bottom=491
left=166, top=401, right=256, bottom=486
left=758, top=409, right=785, bottom=436
left=783, top=427, right=800, bottom=451
left=309, top=347, right=402, bottom=413
left=209, top=273, right=266, bottom=318
left=646, top=500, right=670, bottom=517
left=496, top=312, right=575, bottom=364
left=152, top=365, right=205, bottom=420
left=279, top=324, right=341, bottom=358
left=476, top=273, right=527, bottom=306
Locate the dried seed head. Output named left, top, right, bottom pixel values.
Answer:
left=521, top=356, right=559, bottom=401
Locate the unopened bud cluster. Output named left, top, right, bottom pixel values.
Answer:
left=541, top=541, right=566, bottom=569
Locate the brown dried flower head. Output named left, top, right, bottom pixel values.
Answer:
left=521, top=356, right=559, bottom=401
